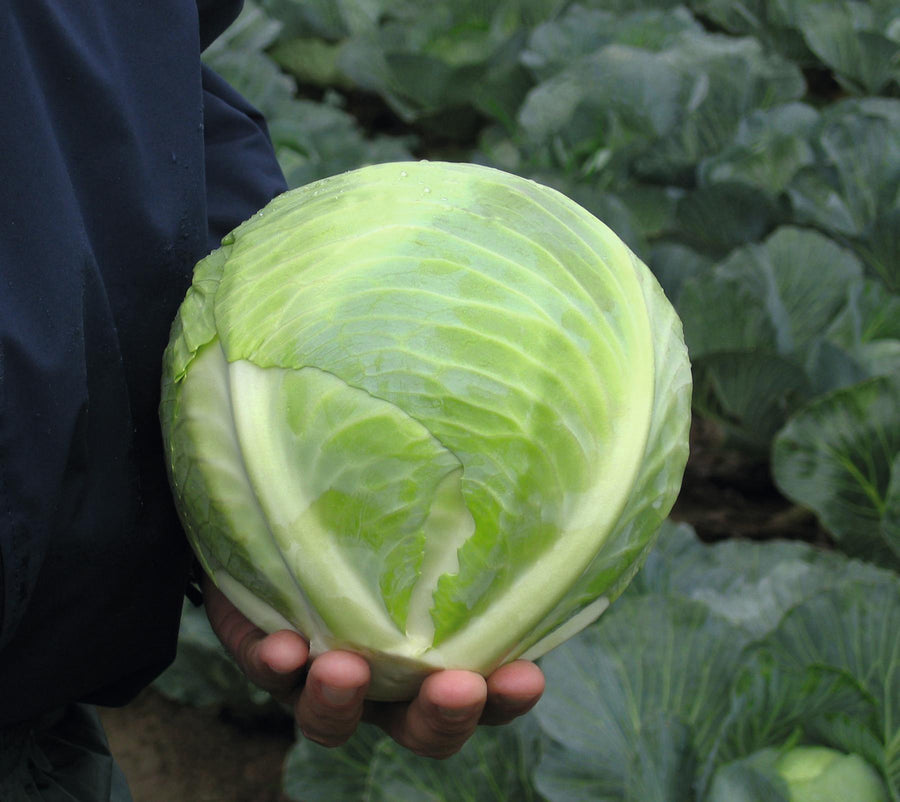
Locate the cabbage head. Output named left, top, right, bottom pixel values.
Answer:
left=775, top=747, right=889, bottom=802
left=160, top=161, right=692, bottom=700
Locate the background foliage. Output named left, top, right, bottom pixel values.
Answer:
left=156, top=2, right=900, bottom=799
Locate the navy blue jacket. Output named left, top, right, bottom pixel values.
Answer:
left=0, top=0, right=286, bottom=725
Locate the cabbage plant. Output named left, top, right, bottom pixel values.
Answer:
left=160, top=161, right=691, bottom=699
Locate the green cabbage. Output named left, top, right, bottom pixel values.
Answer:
left=159, top=161, right=691, bottom=699
left=776, top=747, right=889, bottom=802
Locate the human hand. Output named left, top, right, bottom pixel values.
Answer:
left=202, top=575, right=545, bottom=759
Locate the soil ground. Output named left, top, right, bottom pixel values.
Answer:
left=99, top=690, right=293, bottom=802
left=99, top=420, right=827, bottom=801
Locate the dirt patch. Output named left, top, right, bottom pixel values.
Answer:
left=671, top=418, right=829, bottom=547
left=99, top=689, right=294, bottom=802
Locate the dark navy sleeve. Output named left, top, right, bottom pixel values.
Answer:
left=0, top=0, right=285, bottom=725
left=197, top=0, right=246, bottom=50
left=202, top=65, right=289, bottom=252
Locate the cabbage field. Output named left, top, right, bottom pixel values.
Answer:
left=101, top=1, right=899, bottom=800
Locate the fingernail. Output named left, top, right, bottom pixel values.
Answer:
left=322, top=685, right=356, bottom=705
